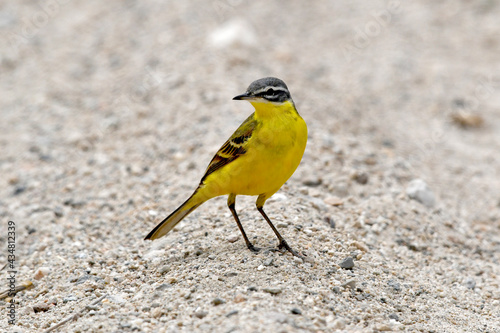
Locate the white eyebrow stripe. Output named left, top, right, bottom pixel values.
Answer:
left=252, top=86, right=289, bottom=95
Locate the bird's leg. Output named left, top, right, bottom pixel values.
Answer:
left=256, top=201, right=305, bottom=260
left=228, top=194, right=259, bottom=253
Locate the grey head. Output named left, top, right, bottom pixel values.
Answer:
left=233, top=77, right=292, bottom=103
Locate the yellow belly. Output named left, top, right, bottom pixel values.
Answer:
left=200, top=111, right=307, bottom=199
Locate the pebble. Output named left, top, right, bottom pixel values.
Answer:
left=263, top=258, right=273, bottom=266
left=291, top=307, right=302, bottom=315
left=353, top=172, right=369, bottom=185
left=33, top=303, right=50, bottom=313
left=193, top=309, right=208, bottom=319
left=151, top=308, right=163, bottom=318
left=310, top=197, right=327, bottom=211
left=158, top=265, right=170, bottom=274
left=376, top=323, right=393, bottom=331
left=388, top=313, right=400, bottom=321
left=406, top=179, right=435, bottom=207
left=53, top=206, right=64, bottom=217
left=324, top=216, right=335, bottom=228
left=464, top=277, right=476, bottom=289
left=63, top=295, right=78, bottom=303
left=34, top=267, right=51, bottom=280
left=257, top=265, right=266, bottom=271
left=276, top=222, right=288, bottom=228
left=263, top=287, right=282, bottom=295
left=233, top=294, right=247, bottom=303
left=352, top=241, right=369, bottom=252
left=342, top=280, right=356, bottom=289
left=293, top=257, right=303, bottom=265
left=226, top=310, right=239, bottom=317
left=339, top=257, right=355, bottom=269
left=324, top=196, right=344, bottom=206
left=226, top=234, right=239, bottom=243
left=211, top=297, right=225, bottom=306
left=208, top=19, right=257, bottom=49
left=387, top=279, right=401, bottom=292
left=302, top=177, right=322, bottom=187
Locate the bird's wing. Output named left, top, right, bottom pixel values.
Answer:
left=200, top=113, right=258, bottom=183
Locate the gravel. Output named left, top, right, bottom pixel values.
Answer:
left=1, top=1, right=500, bottom=332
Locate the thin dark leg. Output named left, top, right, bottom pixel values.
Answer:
left=228, top=194, right=259, bottom=252
left=256, top=205, right=304, bottom=259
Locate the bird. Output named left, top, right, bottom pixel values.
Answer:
left=145, top=77, right=308, bottom=259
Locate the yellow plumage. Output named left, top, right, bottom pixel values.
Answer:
left=145, top=77, right=308, bottom=258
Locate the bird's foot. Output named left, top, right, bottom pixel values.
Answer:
left=247, top=244, right=260, bottom=253
left=277, top=240, right=312, bottom=262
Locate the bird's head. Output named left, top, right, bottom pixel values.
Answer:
left=233, top=77, right=292, bottom=104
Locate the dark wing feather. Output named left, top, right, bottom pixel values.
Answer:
left=200, top=113, right=258, bottom=183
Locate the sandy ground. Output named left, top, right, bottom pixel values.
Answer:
left=1, top=1, right=500, bottom=332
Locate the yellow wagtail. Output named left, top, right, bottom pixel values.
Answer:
left=145, top=77, right=308, bottom=258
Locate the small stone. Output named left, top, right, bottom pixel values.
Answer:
left=291, top=308, right=302, bottom=315
left=34, top=267, right=50, bottom=280
left=234, top=294, right=247, bottom=303
left=263, top=258, right=273, bottom=266
left=293, top=257, right=303, bottom=265
left=353, top=172, right=369, bottom=185
left=208, top=254, right=216, bottom=260
left=227, top=234, right=239, bottom=243
left=63, top=295, right=78, bottom=303
left=464, top=277, right=476, bottom=290
left=376, top=323, right=393, bottom=331
left=324, top=216, right=335, bottom=228
left=277, top=222, right=288, bottom=228
left=342, top=280, right=356, bottom=289
left=75, top=274, right=92, bottom=285
left=451, top=110, right=484, bottom=128
left=193, top=309, right=208, bottom=319
left=387, top=279, right=401, bottom=292
left=208, top=19, right=257, bottom=49
left=155, top=283, right=171, bottom=291
left=226, top=310, right=239, bottom=317
left=33, top=303, right=50, bottom=312
left=406, top=179, right=435, bottom=207
left=324, top=196, right=344, bottom=206
left=257, top=265, right=266, bottom=271
left=158, top=265, right=170, bottom=274
left=303, top=177, right=322, bottom=187
left=212, top=297, right=225, bottom=306
left=151, top=308, right=163, bottom=318
left=13, top=186, right=26, bottom=196
left=263, top=287, right=282, bottom=295
left=8, top=176, right=20, bottom=185
left=352, top=241, right=369, bottom=252
left=53, top=206, right=64, bottom=217
left=119, top=322, right=132, bottom=328
left=388, top=313, right=400, bottom=321
left=339, top=257, right=355, bottom=269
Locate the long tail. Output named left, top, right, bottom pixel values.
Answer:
left=145, top=193, right=204, bottom=240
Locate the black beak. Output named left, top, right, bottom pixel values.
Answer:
left=232, top=93, right=251, bottom=100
